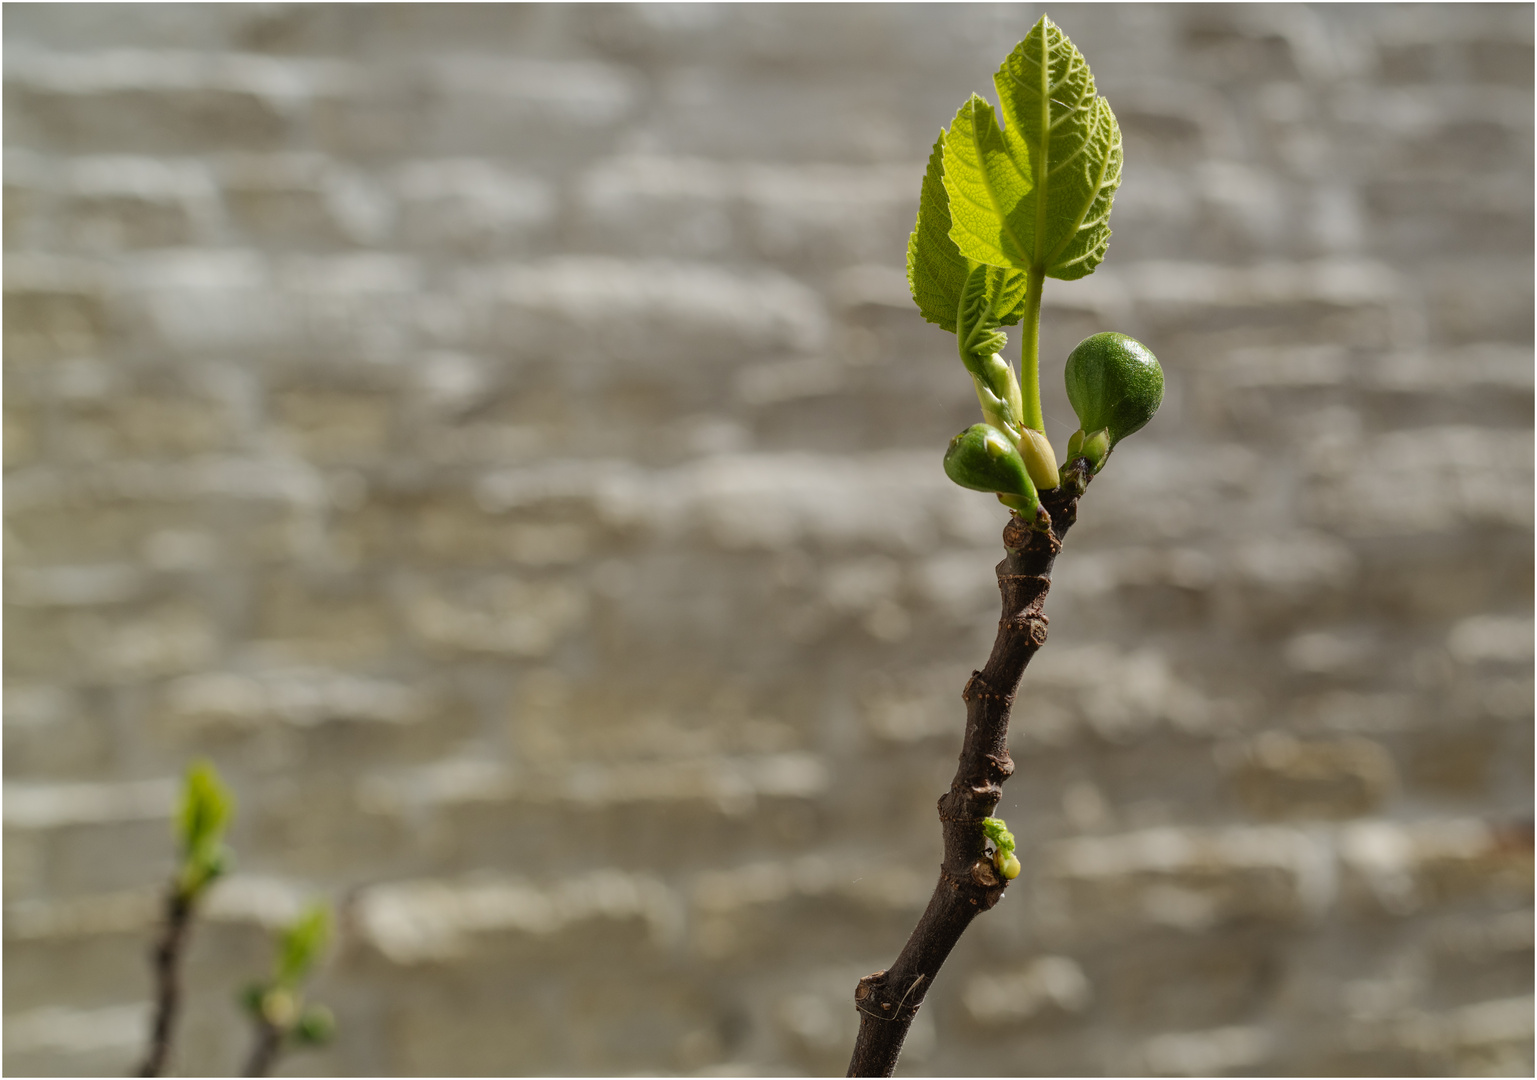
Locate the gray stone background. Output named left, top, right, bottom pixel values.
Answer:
left=3, top=3, right=1533, bottom=1075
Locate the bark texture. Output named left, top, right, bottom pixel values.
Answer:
left=139, top=887, right=194, bottom=1077
left=846, top=473, right=1087, bottom=1077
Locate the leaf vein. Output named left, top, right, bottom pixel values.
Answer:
left=1046, top=133, right=1096, bottom=177
left=1041, top=107, right=1118, bottom=267
left=1050, top=241, right=1108, bottom=272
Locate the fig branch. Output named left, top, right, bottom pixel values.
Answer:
left=240, top=904, right=336, bottom=1077
left=847, top=477, right=1089, bottom=1077
left=850, top=15, right=1161, bottom=1075
left=139, top=762, right=234, bottom=1077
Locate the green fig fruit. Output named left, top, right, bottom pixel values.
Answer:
left=1064, top=332, right=1163, bottom=447
left=943, top=424, right=1037, bottom=502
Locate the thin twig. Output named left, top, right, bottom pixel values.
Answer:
left=243, top=1017, right=284, bottom=1078
left=846, top=467, right=1089, bottom=1077
left=139, top=886, right=194, bottom=1077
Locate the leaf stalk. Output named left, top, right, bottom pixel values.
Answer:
left=1019, top=265, right=1046, bottom=433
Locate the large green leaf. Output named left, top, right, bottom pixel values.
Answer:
left=944, top=15, right=1122, bottom=280
left=907, top=129, right=1029, bottom=334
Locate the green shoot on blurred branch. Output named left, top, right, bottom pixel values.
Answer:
left=176, top=760, right=234, bottom=899
left=850, top=15, right=1163, bottom=1076
left=140, top=761, right=234, bottom=1077
left=240, top=904, right=336, bottom=1077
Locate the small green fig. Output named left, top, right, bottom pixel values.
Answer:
left=1064, top=332, right=1163, bottom=449
left=944, top=424, right=1037, bottom=502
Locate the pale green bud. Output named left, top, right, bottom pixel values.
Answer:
left=1017, top=427, right=1059, bottom=491
left=1079, top=428, right=1111, bottom=471
left=970, top=374, right=1020, bottom=440
left=972, top=352, right=1025, bottom=435
left=981, top=816, right=1019, bottom=879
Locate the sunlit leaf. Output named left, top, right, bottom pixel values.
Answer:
left=944, top=15, right=1122, bottom=280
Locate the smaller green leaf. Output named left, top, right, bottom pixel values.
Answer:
left=958, top=263, right=1028, bottom=366
left=908, top=132, right=971, bottom=333
left=981, top=816, right=1020, bottom=879
left=909, top=130, right=1030, bottom=337
left=981, top=816, right=1016, bottom=859
left=277, top=903, right=332, bottom=986
left=943, top=94, right=1036, bottom=270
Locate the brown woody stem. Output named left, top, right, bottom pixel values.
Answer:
left=139, top=886, right=195, bottom=1077
left=846, top=467, right=1089, bottom=1077
left=243, top=1017, right=284, bottom=1078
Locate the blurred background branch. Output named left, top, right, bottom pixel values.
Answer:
left=138, top=762, right=233, bottom=1077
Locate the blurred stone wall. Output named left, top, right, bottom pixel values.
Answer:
left=4, top=3, right=1532, bottom=1076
